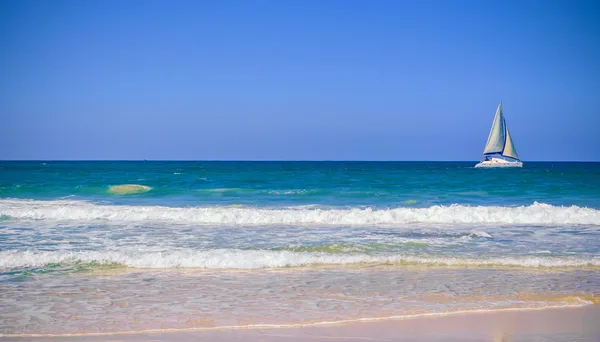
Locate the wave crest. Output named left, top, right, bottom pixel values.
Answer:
left=1, top=249, right=598, bottom=269
left=0, top=199, right=598, bottom=225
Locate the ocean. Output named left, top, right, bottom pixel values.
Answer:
left=1, top=161, right=599, bottom=336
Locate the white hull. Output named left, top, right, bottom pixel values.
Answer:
left=475, top=158, right=522, bottom=168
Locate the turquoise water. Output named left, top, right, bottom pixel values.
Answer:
left=2, top=161, right=599, bottom=208
left=1, top=161, right=599, bottom=335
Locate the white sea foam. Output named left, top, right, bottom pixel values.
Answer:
left=469, top=230, right=492, bottom=238
left=0, top=199, right=598, bottom=225
left=1, top=249, right=598, bottom=269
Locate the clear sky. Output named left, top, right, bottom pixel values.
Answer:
left=1, top=0, right=599, bottom=161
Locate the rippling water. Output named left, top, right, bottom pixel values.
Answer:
left=1, top=161, right=599, bottom=335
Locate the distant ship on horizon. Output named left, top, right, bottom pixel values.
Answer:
left=475, top=102, right=523, bottom=168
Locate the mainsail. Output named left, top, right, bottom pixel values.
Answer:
left=482, top=103, right=505, bottom=155
left=482, top=102, right=520, bottom=160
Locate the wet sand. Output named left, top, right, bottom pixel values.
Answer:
left=3, top=304, right=599, bottom=342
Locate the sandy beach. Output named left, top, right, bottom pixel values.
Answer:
left=3, top=0, right=600, bottom=339
left=3, top=304, right=598, bottom=342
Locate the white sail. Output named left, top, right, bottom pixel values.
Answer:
left=475, top=102, right=522, bottom=168
left=482, top=103, right=505, bottom=155
left=502, top=122, right=519, bottom=160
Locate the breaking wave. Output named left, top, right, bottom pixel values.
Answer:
left=1, top=249, right=599, bottom=269
left=0, top=199, right=598, bottom=225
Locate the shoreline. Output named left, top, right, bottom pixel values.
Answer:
left=2, top=303, right=598, bottom=340
left=4, top=305, right=598, bottom=342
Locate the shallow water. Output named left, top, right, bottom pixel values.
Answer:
left=1, top=161, right=599, bottom=335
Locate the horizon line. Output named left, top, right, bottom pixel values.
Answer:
left=1, top=159, right=599, bottom=163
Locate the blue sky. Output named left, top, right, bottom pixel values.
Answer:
left=1, top=0, right=599, bottom=161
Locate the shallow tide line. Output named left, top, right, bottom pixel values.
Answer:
left=0, top=300, right=593, bottom=338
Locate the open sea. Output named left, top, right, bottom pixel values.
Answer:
left=1, top=161, right=599, bottom=336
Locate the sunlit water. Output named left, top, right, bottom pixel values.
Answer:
left=1, top=161, right=599, bottom=335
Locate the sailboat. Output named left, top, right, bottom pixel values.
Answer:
left=475, top=102, right=523, bottom=168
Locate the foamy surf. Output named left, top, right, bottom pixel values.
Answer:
left=2, top=249, right=599, bottom=269
left=0, top=199, right=598, bottom=225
